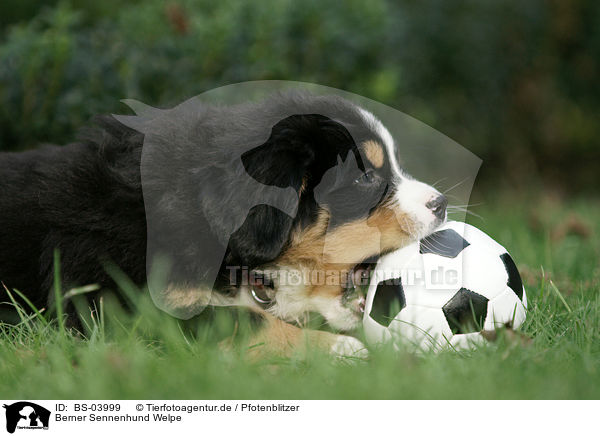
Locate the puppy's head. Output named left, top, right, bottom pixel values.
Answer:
left=229, top=95, right=446, bottom=330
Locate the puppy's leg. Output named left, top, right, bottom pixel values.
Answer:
left=246, top=312, right=368, bottom=360
left=159, top=285, right=367, bottom=360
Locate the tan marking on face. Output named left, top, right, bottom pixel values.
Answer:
left=278, top=203, right=417, bottom=298
left=362, top=140, right=385, bottom=168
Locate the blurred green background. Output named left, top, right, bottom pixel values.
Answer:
left=1, top=0, right=599, bottom=191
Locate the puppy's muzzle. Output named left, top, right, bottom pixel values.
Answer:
left=426, top=194, right=448, bottom=221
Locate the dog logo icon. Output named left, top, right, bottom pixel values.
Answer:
left=3, top=402, right=50, bottom=433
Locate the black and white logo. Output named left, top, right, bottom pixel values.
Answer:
left=3, top=402, right=50, bottom=434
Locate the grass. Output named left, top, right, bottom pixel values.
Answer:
left=1, top=189, right=599, bottom=399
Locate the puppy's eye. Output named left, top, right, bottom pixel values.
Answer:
left=354, top=170, right=378, bottom=185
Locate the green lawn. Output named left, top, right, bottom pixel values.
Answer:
left=1, top=189, right=599, bottom=399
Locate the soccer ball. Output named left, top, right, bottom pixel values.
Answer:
left=362, top=221, right=527, bottom=350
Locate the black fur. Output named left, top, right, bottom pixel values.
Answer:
left=0, top=92, right=390, bottom=311
left=0, top=119, right=146, bottom=309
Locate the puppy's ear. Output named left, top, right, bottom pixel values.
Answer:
left=225, top=115, right=319, bottom=267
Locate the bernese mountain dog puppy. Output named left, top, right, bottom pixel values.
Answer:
left=0, top=92, right=446, bottom=358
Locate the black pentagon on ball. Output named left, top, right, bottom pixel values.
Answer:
left=500, top=253, right=524, bottom=300
left=442, top=288, right=489, bottom=334
left=420, top=229, right=470, bottom=258
left=370, top=278, right=406, bottom=327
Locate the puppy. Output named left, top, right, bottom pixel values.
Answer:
left=0, top=92, right=446, bottom=358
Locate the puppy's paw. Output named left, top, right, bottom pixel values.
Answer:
left=330, top=335, right=369, bottom=360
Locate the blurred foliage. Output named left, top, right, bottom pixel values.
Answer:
left=0, top=0, right=599, bottom=189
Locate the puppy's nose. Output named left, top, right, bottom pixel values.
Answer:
left=426, top=194, right=448, bottom=220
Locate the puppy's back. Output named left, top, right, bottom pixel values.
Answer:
left=0, top=119, right=147, bottom=308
